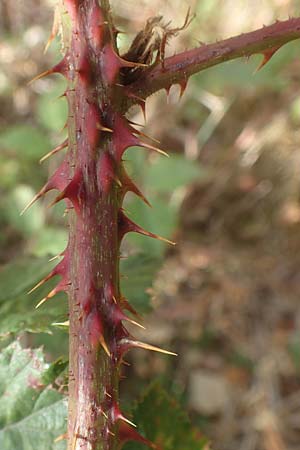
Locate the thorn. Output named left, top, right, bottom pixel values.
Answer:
left=116, top=53, right=149, bottom=69
left=19, top=158, right=70, bottom=215
left=54, top=433, right=68, bottom=443
left=121, top=168, right=151, bottom=207
left=105, top=390, right=112, bottom=398
left=122, top=339, right=177, bottom=356
left=102, top=44, right=148, bottom=85
left=28, top=68, right=53, bottom=85
left=119, top=210, right=176, bottom=245
left=39, top=139, right=68, bottom=163
left=111, top=404, right=137, bottom=427
left=255, top=46, right=281, bottom=72
left=51, top=92, right=67, bottom=103
left=20, top=191, right=43, bottom=215
left=58, top=91, right=68, bottom=101
left=44, top=38, right=53, bottom=55
left=44, top=6, right=59, bottom=54
left=52, top=320, right=69, bottom=327
left=118, top=421, right=158, bottom=449
left=100, top=334, right=111, bottom=357
left=31, top=253, right=70, bottom=299
left=119, top=210, right=175, bottom=245
left=120, top=415, right=137, bottom=428
left=48, top=169, right=83, bottom=211
left=133, top=340, right=177, bottom=356
left=125, top=317, right=146, bottom=330
left=27, top=273, right=53, bottom=294
left=120, top=296, right=141, bottom=320
left=112, top=295, right=117, bottom=304
left=141, top=228, right=176, bottom=246
left=128, top=119, right=145, bottom=128
left=113, top=176, right=122, bottom=187
left=131, top=126, right=160, bottom=145
left=49, top=254, right=61, bottom=262
left=35, top=286, right=57, bottom=309
left=71, top=427, right=79, bottom=450
left=47, top=196, right=62, bottom=209
left=108, top=430, right=115, bottom=437
left=179, top=80, right=188, bottom=99
left=100, top=409, right=108, bottom=419
left=140, top=141, right=169, bottom=158
left=35, top=297, right=48, bottom=309
left=96, top=123, right=113, bottom=133
left=140, top=101, right=147, bottom=121
left=165, top=85, right=171, bottom=102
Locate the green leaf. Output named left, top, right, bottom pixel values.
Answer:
left=36, top=83, right=68, bottom=132
left=4, top=185, right=45, bottom=236
left=30, top=227, right=68, bottom=257
left=0, top=257, right=67, bottom=337
left=125, top=383, right=207, bottom=450
left=120, top=253, right=161, bottom=313
left=145, top=155, right=202, bottom=193
left=0, top=125, right=50, bottom=160
left=0, top=341, right=67, bottom=450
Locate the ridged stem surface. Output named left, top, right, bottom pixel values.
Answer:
left=60, top=1, right=144, bottom=449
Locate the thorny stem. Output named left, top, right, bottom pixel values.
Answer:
left=127, top=17, right=300, bottom=105
left=30, top=3, right=300, bottom=450
left=53, top=1, right=172, bottom=450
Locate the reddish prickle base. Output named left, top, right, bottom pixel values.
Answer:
left=28, top=1, right=176, bottom=450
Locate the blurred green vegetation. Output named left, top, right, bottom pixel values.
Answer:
left=1, top=1, right=300, bottom=449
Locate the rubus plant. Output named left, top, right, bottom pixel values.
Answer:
left=15, top=1, right=300, bottom=449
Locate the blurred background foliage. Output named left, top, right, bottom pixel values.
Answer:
left=1, top=0, right=300, bottom=449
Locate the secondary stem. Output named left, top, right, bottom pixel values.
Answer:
left=128, top=17, right=300, bottom=103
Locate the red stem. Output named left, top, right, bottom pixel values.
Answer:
left=51, top=2, right=164, bottom=449
left=128, top=17, right=300, bottom=102
left=32, top=5, right=300, bottom=450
